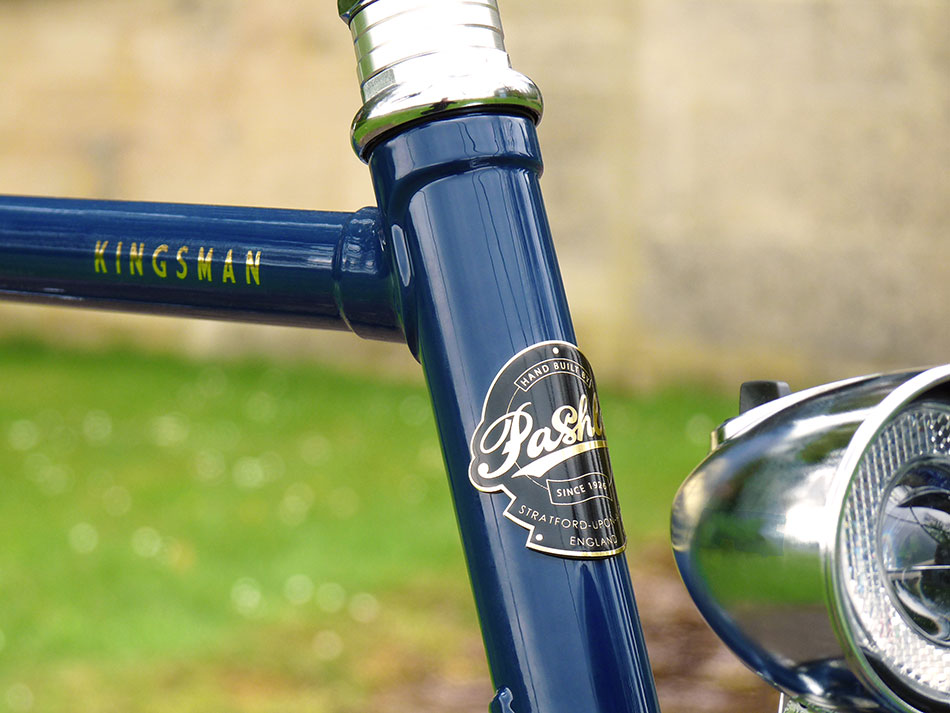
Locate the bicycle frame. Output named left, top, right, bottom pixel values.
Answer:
left=0, top=2, right=661, bottom=712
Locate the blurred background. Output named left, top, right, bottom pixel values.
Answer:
left=0, top=0, right=947, bottom=711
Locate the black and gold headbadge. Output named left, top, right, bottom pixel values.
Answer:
left=469, top=341, right=626, bottom=558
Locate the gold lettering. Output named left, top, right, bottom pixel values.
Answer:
left=176, top=246, right=188, bottom=279
left=245, top=250, right=261, bottom=286
left=115, top=241, right=123, bottom=275
left=94, top=240, right=109, bottom=273
left=152, top=244, right=169, bottom=279
left=129, top=242, right=145, bottom=276
left=222, top=249, right=235, bottom=284
left=197, top=247, right=213, bottom=281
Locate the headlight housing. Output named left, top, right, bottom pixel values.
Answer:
left=673, top=366, right=950, bottom=713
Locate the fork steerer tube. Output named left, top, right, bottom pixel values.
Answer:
left=367, top=113, right=661, bottom=713
left=0, top=196, right=400, bottom=340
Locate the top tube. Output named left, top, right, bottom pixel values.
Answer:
left=0, top=196, right=401, bottom=341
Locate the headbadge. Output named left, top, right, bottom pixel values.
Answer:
left=469, top=341, right=626, bottom=558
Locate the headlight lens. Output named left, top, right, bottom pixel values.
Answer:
left=881, top=457, right=950, bottom=645
left=839, top=401, right=950, bottom=704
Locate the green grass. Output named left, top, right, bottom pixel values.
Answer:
left=0, top=339, right=733, bottom=711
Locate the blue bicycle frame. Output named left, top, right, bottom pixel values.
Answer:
left=0, top=3, right=661, bottom=711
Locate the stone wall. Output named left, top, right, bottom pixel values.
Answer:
left=0, top=0, right=948, bottom=388
left=629, top=0, right=950, bottom=387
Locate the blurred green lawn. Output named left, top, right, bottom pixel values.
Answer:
left=0, top=340, right=732, bottom=712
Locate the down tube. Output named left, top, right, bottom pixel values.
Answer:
left=367, top=113, right=660, bottom=713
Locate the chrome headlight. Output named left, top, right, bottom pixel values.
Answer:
left=673, top=366, right=950, bottom=713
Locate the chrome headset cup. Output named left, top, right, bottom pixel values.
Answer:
left=673, top=366, right=950, bottom=713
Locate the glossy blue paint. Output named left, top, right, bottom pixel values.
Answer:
left=0, top=196, right=400, bottom=340
left=367, top=113, right=661, bottom=713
